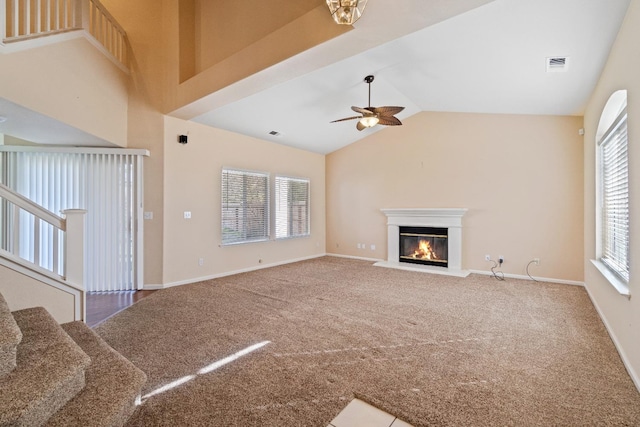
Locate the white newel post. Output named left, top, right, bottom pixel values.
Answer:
left=63, top=209, right=87, bottom=288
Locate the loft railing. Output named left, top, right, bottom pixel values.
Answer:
left=0, top=183, right=86, bottom=289
left=0, top=0, right=127, bottom=70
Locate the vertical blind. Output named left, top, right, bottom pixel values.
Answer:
left=275, top=176, right=310, bottom=239
left=599, top=108, right=629, bottom=281
left=221, top=168, right=269, bottom=244
left=0, top=148, right=145, bottom=292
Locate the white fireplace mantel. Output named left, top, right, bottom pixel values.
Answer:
left=375, top=208, right=470, bottom=277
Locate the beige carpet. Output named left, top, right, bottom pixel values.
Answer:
left=95, top=257, right=640, bottom=426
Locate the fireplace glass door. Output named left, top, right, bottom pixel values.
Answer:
left=399, top=226, right=448, bottom=267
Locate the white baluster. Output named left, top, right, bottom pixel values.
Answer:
left=33, top=217, right=40, bottom=266
left=12, top=0, right=19, bottom=37
left=53, top=226, right=60, bottom=275
left=11, top=204, right=20, bottom=257
left=0, top=0, right=7, bottom=40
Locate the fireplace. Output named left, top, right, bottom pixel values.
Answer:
left=375, top=208, right=469, bottom=277
left=399, top=226, right=448, bottom=267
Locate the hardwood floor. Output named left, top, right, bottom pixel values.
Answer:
left=86, top=290, right=156, bottom=328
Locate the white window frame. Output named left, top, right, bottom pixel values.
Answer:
left=221, top=168, right=270, bottom=245
left=594, top=95, right=630, bottom=295
left=275, top=176, right=310, bottom=240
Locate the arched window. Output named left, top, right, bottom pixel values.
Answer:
left=597, top=90, right=629, bottom=286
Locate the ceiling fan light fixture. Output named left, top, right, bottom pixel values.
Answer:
left=326, top=0, right=368, bottom=25
left=359, top=115, right=379, bottom=128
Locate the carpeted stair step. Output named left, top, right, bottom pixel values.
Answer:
left=45, top=321, right=147, bottom=427
left=0, top=307, right=91, bottom=427
left=0, top=292, right=22, bottom=378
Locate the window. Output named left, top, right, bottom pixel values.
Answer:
left=275, top=176, right=310, bottom=239
left=221, top=169, right=269, bottom=244
left=599, top=100, right=629, bottom=282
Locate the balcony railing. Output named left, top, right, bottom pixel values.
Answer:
left=1, top=0, right=127, bottom=70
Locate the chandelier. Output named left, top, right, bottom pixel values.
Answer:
left=326, top=0, right=369, bottom=25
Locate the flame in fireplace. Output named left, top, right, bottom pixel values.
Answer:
left=412, top=240, right=438, bottom=260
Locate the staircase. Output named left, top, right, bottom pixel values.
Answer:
left=0, top=291, right=146, bottom=426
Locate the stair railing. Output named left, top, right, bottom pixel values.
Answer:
left=0, top=183, right=86, bottom=289
left=0, top=0, right=127, bottom=70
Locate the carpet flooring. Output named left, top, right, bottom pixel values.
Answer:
left=95, top=257, right=640, bottom=426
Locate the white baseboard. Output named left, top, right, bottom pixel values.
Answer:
left=468, top=269, right=584, bottom=286
left=323, top=255, right=584, bottom=286
left=326, top=253, right=383, bottom=263
left=145, top=254, right=327, bottom=290
left=582, top=285, right=640, bottom=393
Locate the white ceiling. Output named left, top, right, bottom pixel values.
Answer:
left=190, top=0, right=631, bottom=154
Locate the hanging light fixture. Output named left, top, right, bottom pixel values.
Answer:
left=359, top=115, right=379, bottom=128
left=326, top=0, right=369, bottom=25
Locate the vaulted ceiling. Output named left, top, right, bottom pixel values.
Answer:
left=185, top=0, right=630, bottom=154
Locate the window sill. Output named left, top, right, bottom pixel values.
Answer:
left=591, top=259, right=631, bottom=298
left=220, top=238, right=270, bottom=247
left=275, top=234, right=311, bottom=241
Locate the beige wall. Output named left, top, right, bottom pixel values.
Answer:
left=583, top=0, right=639, bottom=387
left=101, top=0, right=168, bottom=285
left=326, top=111, right=584, bottom=282
left=0, top=37, right=129, bottom=146
left=163, top=0, right=349, bottom=114
left=0, top=265, right=76, bottom=324
left=162, top=116, right=326, bottom=285
left=195, top=0, right=323, bottom=71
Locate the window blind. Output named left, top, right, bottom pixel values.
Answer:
left=221, top=168, right=269, bottom=244
left=275, top=176, right=310, bottom=239
left=599, top=108, right=629, bottom=281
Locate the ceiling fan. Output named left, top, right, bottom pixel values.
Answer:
left=330, top=75, right=404, bottom=131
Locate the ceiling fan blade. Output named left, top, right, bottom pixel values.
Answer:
left=330, top=115, right=362, bottom=123
left=377, top=116, right=403, bottom=126
left=371, top=106, right=405, bottom=116
left=351, top=106, right=373, bottom=115
left=356, top=121, right=366, bottom=131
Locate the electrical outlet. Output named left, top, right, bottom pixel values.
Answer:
left=198, top=258, right=204, bottom=266
left=485, top=254, right=491, bottom=261
left=499, top=255, right=504, bottom=264
left=533, top=258, right=540, bottom=265
left=183, top=211, right=191, bottom=219
left=370, top=244, right=376, bottom=250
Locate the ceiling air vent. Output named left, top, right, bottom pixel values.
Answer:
left=546, top=57, right=569, bottom=72
left=268, top=130, right=281, bottom=137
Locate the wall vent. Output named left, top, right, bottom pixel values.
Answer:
left=546, top=57, right=569, bottom=72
